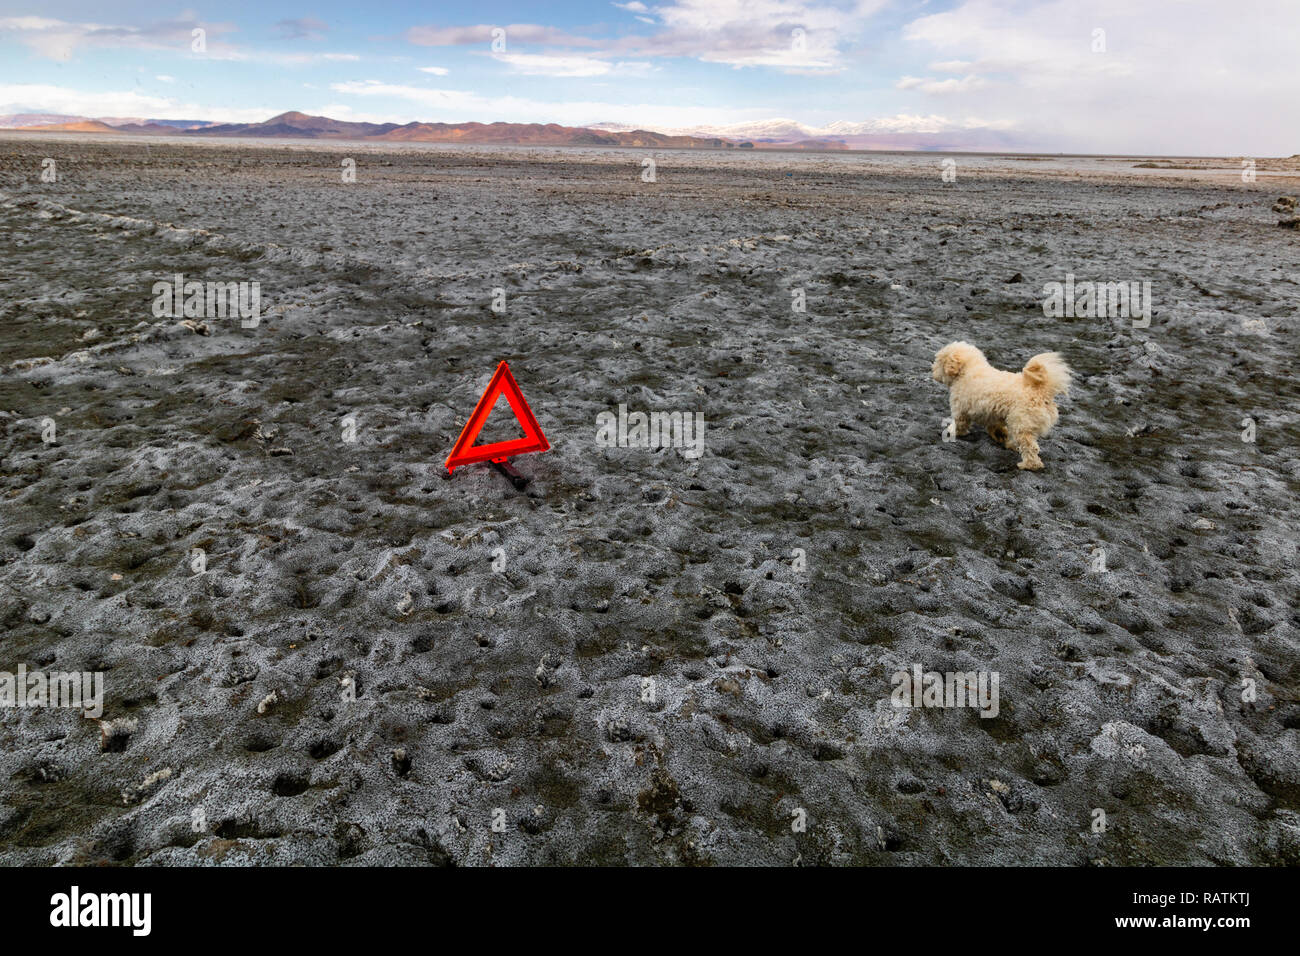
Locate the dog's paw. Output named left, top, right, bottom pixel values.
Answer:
left=1017, top=459, right=1044, bottom=471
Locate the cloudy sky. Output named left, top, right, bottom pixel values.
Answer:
left=1, top=1, right=1296, bottom=154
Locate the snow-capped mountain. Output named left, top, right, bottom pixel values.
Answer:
left=588, top=115, right=990, bottom=140
left=587, top=115, right=1023, bottom=151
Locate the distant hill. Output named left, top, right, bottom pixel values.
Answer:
left=181, top=111, right=734, bottom=148
left=0, top=108, right=1023, bottom=152
left=375, top=119, right=730, bottom=148
left=0, top=112, right=95, bottom=128
left=0, top=113, right=210, bottom=130
left=189, top=111, right=400, bottom=139
left=110, top=122, right=194, bottom=134
left=99, top=117, right=213, bottom=130
left=20, top=120, right=124, bottom=134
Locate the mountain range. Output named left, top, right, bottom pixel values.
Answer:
left=590, top=118, right=1022, bottom=151
left=0, top=111, right=739, bottom=149
left=0, top=110, right=1018, bottom=151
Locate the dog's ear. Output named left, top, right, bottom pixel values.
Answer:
left=943, top=352, right=964, bottom=379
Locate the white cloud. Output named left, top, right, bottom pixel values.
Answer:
left=407, top=3, right=887, bottom=74
left=155, top=74, right=175, bottom=83
left=614, top=1, right=657, bottom=21
left=327, top=80, right=774, bottom=129
left=899, top=0, right=1299, bottom=153
left=491, top=53, right=614, bottom=77
left=0, top=84, right=280, bottom=123
left=418, top=66, right=450, bottom=75
left=488, top=53, right=654, bottom=77
left=0, top=15, right=230, bottom=61
left=0, top=15, right=359, bottom=66
left=621, top=0, right=885, bottom=72
left=896, top=74, right=985, bottom=94
left=408, top=23, right=599, bottom=47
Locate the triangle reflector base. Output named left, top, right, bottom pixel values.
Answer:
left=445, top=361, right=550, bottom=474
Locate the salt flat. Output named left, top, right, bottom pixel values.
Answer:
left=0, top=135, right=1297, bottom=865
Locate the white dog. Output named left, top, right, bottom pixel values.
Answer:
left=931, top=341, right=1071, bottom=470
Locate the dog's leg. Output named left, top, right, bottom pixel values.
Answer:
left=1015, top=432, right=1044, bottom=470
left=947, top=396, right=972, bottom=437
left=987, top=422, right=1009, bottom=447
left=950, top=404, right=971, bottom=437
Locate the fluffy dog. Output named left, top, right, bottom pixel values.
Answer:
left=931, top=342, right=1071, bottom=470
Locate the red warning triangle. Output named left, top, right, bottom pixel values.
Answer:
left=445, top=361, right=550, bottom=474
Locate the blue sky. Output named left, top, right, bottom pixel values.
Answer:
left=1, top=1, right=1296, bottom=153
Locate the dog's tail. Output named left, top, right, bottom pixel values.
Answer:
left=1023, top=352, right=1071, bottom=397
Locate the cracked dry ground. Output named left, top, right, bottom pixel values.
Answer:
left=0, top=138, right=1298, bottom=865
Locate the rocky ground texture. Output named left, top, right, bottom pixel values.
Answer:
left=0, top=137, right=1298, bottom=865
